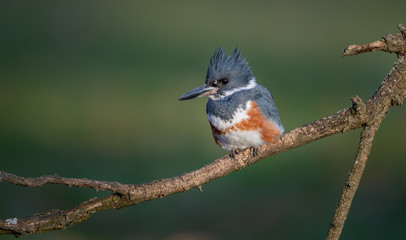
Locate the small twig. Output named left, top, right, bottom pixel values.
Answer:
left=0, top=171, right=133, bottom=194
left=342, top=39, right=386, bottom=57
left=343, top=24, right=406, bottom=57
left=326, top=121, right=384, bottom=240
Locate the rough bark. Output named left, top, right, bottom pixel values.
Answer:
left=325, top=24, right=406, bottom=239
left=326, top=115, right=385, bottom=239
left=1, top=24, right=405, bottom=237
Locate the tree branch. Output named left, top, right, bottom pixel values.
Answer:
left=324, top=24, right=406, bottom=240
left=1, top=24, right=405, bottom=237
left=326, top=114, right=385, bottom=240
left=0, top=172, right=133, bottom=194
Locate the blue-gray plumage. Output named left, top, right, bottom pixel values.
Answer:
left=206, top=84, right=283, bottom=130
left=179, top=47, right=284, bottom=157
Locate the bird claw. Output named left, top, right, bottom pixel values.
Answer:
left=229, top=149, right=240, bottom=160
left=230, top=148, right=258, bottom=159
left=250, top=147, right=259, bottom=157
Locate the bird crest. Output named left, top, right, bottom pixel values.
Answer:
left=206, top=47, right=252, bottom=83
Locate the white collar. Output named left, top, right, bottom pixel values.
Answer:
left=209, top=78, right=257, bottom=101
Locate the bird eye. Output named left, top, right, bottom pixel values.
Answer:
left=221, top=78, right=229, bottom=85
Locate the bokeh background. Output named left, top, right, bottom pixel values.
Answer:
left=1, top=1, right=405, bottom=239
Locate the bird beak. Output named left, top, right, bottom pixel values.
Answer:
left=178, top=84, right=219, bottom=101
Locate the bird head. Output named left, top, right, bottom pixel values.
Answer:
left=179, top=47, right=254, bottom=101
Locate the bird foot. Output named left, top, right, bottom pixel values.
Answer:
left=250, top=147, right=259, bottom=157
left=229, top=149, right=240, bottom=160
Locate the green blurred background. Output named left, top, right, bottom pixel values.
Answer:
left=1, top=1, right=405, bottom=239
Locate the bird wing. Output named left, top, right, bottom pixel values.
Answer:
left=252, top=85, right=284, bottom=133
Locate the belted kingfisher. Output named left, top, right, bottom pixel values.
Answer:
left=179, top=47, right=284, bottom=158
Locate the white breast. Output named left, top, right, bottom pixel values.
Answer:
left=207, top=100, right=266, bottom=152
left=207, top=101, right=251, bottom=129
left=214, top=129, right=265, bottom=152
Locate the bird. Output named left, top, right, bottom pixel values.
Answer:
left=179, top=47, right=284, bottom=159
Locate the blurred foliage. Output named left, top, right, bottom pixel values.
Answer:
left=1, top=0, right=405, bottom=239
